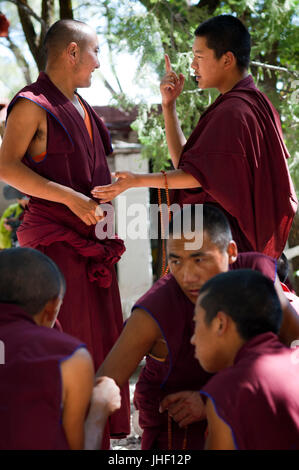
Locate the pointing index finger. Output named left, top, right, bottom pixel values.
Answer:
left=164, top=54, right=172, bottom=73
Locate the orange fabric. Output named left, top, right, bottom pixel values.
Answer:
left=32, top=151, right=46, bottom=163
left=77, top=96, right=93, bottom=143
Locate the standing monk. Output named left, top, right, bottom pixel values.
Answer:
left=92, top=15, right=297, bottom=258
left=0, top=19, right=129, bottom=447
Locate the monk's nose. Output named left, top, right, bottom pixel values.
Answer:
left=182, top=265, right=198, bottom=283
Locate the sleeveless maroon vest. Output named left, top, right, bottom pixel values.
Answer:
left=7, top=72, right=112, bottom=196
left=201, top=332, right=299, bottom=449
left=0, top=303, right=85, bottom=450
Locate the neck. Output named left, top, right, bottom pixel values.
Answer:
left=218, top=332, right=246, bottom=371
left=217, top=70, right=248, bottom=95
left=45, top=66, right=76, bottom=102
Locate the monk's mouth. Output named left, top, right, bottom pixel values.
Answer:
left=187, top=289, right=200, bottom=296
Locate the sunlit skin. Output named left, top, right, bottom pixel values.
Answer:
left=73, top=32, right=100, bottom=88
left=45, top=29, right=100, bottom=97
left=191, top=36, right=247, bottom=94
left=190, top=296, right=245, bottom=374
left=167, top=231, right=238, bottom=304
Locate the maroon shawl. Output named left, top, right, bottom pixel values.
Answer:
left=175, top=75, right=297, bottom=258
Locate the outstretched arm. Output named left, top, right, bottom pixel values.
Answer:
left=91, top=169, right=200, bottom=203
left=96, top=308, right=163, bottom=388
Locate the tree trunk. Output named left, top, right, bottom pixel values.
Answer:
left=59, top=0, right=73, bottom=19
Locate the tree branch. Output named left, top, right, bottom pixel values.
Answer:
left=59, top=0, right=73, bottom=19
left=104, top=0, right=123, bottom=94
left=251, top=60, right=299, bottom=77
left=98, top=70, right=119, bottom=97
left=5, top=0, right=44, bottom=25
left=5, top=35, right=32, bottom=84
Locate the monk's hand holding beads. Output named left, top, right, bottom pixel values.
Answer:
left=159, top=390, right=206, bottom=428
left=91, top=171, right=137, bottom=203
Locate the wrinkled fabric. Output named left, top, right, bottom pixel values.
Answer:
left=17, top=200, right=125, bottom=289
left=0, top=303, right=85, bottom=450
left=174, top=75, right=297, bottom=258
left=201, top=333, right=299, bottom=449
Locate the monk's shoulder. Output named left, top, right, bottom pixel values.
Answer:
left=135, top=274, right=182, bottom=310
left=9, top=96, right=46, bottom=118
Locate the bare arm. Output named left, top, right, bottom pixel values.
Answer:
left=204, top=398, right=236, bottom=450
left=60, top=347, right=95, bottom=450
left=0, top=99, right=101, bottom=225
left=274, top=277, right=299, bottom=346
left=160, top=54, right=186, bottom=168
left=84, top=376, right=121, bottom=450
left=91, top=169, right=200, bottom=203
left=96, top=308, right=163, bottom=388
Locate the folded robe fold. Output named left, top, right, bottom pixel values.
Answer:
left=17, top=201, right=125, bottom=289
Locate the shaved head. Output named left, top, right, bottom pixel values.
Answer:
left=169, top=204, right=233, bottom=252
left=43, top=19, right=94, bottom=60
left=0, top=247, right=65, bottom=316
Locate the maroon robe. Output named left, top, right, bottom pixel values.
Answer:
left=0, top=303, right=85, bottom=450
left=6, top=72, right=130, bottom=445
left=133, top=252, right=276, bottom=450
left=174, top=75, right=297, bottom=258
left=200, top=332, right=299, bottom=449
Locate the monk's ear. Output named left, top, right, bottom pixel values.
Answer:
left=227, top=240, right=238, bottom=265
left=215, top=311, right=229, bottom=336
left=223, top=51, right=235, bottom=69
left=67, top=42, right=79, bottom=63
left=39, top=297, right=62, bottom=328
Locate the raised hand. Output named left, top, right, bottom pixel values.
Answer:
left=91, top=171, right=137, bottom=203
left=160, top=54, right=185, bottom=107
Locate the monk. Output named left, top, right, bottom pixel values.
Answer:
left=97, top=205, right=299, bottom=450
left=193, top=269, right=299, bottom=450
left=91, top=14, right=297, bottom=258
left=0, top=247, right=121, bottom=450
left=0, top=19, right=129, bottom=447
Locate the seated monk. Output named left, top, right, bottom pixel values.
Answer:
left=193, top=269, right=299, bottom=450
left=97, top=205, right=299, bottom=450
left=0, top=247, right=121, bottom=450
